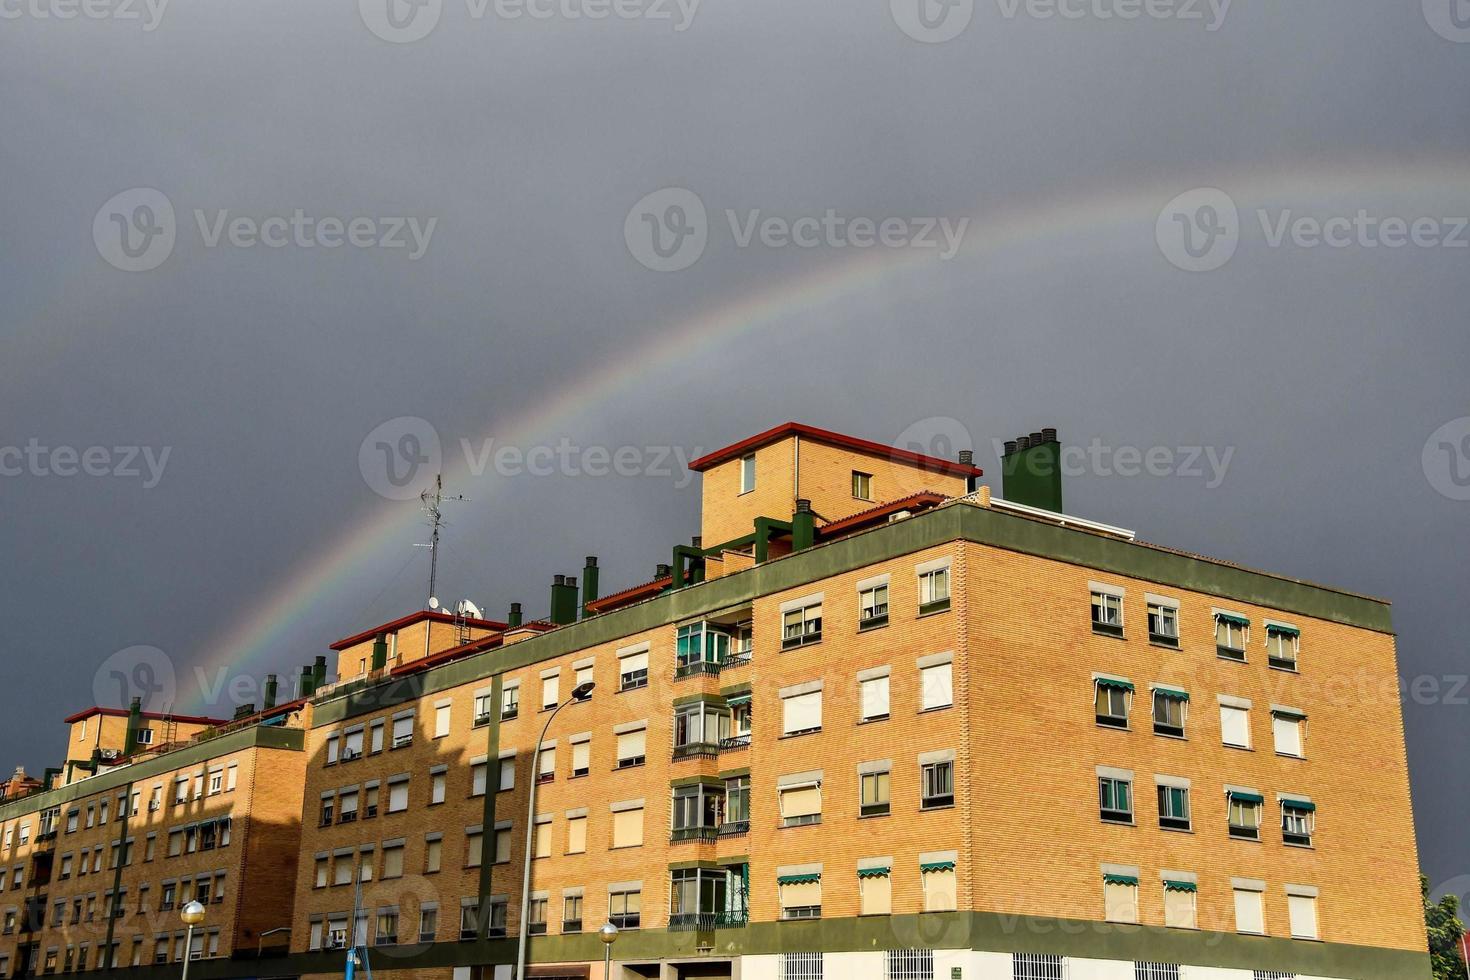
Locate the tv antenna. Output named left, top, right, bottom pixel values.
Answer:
left=414, top=474, right=465, bottom=609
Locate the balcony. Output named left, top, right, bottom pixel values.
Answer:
left=718, top=821, right=750, bottom=838
left=719, top=735, right=751, bottom=752
left=669, top=826, right=718, bottom=844
left=671, top=742, right=720, bottom=761
left=668, top=911, right=748, bottom=932
left=674, top=659, right=722, bottom=679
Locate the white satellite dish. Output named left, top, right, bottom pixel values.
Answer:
left=456, top=599, right=483, bottom=620
left=428, top=596, right=440, bottom=611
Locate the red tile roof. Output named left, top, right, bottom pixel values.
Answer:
left=330, top=610, right=508, bottom=651
left=687, top=422, right=982, bottom=477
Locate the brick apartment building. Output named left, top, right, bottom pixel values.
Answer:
left=0, top=423, right=1430, bottom=980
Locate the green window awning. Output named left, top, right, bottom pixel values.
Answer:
left=857, top=866, right=890, bottom=879
left=1096, top=677, right=1134, bottom=692
left=724, top=693, right=752, bottom=706
left=1272, top=707, right=1307, bottom=720
left=919, top=861, right=956, bottom=874
left=1163, top=880, right=1197, bottom=893
left=1283, top=799, right=1316, bottom=813
left=1228, top=791, right=1265, bottom=805
left=1267, top=624, right=1301, bottom=637
left=1215, top=613, right=1250, bottom=627
left=1153, top=686, right=1189, bottom=701
left=777, top=873, right=821, bottom=885
left=1102, top=874, right=1138, bottom=887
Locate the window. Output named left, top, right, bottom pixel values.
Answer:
left=860, top=671, right=890, bottom=721
left=1228, top=790, right=1264, bottom=840
left=473, top=691, right=493, bottom=726
left=778, top=776, right=822, bottom=827
left=778, top=870, right=821, bottom=919
left=1272, top=708, right=1306, bottom=757
left=387, top=777, right=409, bottom=813
left=1234, top=882, right=1266, bottom=934
left=465, top=829, right=483, bottom=868
left=370, top=720, right=384, bottom=753
left=1287, top=888, right=1319, bottom=940
left=570, top=738, right=590, bottom=778
left=470, top=759, right=488, bottom=796
left=1134, top=965, right=1181, bottom=980
left=566, top=814, right=587, bottom=853
left=1267, top=624, right=1300, bottom=670
left=418, top=905, right=438, bottom=943
left=434, top=702, right=451, bottom=738
left=859, top=764, right=891, bottom=817
left=343, top=727, right=365, bottom=759
left=424, top=835, right=442, bottom=873
left=1152, top=687, right=1188, bottom=737
left=724, top=774, right=750, bottom=830
left=858, top=865, right=891, bottom=915
left=537, top=745, right=556, bottom=783
left=459, top=901, right=480, bottom=941
left=611, top=801, right=644, bottom=848
left=919, top=655, right=953, bottom=710
left=1282, top=799, right=1316, bottom=846
left=920, top=756, right=954, bottom=809
left=1147, top=600, right=1179, bottom=646
left=920, top=856, right=957, bottom=911
left=563, top=893, right=584, bottom=933
left=391, top=712, right=414, bottom=749
left=1095, top=678, right=1132, bottom=727
left=494, top=825, right=512, bottom=863
left=541, top=671, right=560, bottom=709
left=677, top=623, right=730, bottom=674
left=1157, top=781, right=1191, bottom=831
left=617, top=725, right=647, bottom=768
left=781, top=685, right=822, bottom=736
left=320, top=795, right=335, bottom=827
left=740, top=453, right=755, bottom=493
left=502, top=684, right=520, bottom=720
left=1215, top=611, right=1249, bottom=659
left=859, top=582, right=889, bottom=629
left=575, top=661, right=595, bottom=696
left=375, top=909, right=398, bottom=945
left=671, top=784, right=724, bottom=840
left=333, top=852, right=354, bottom=886
left=1098, top=771, right=1133, bottom=823
left=609, top=888, right=641, bottom=929
left=783, top=952, right=823, bottom=980
left=618, top=647, right=649, bottom=691
left=1091, top=586, right=1124, bottom=636
left=533, top=816, right=552, bottom=858
left=782, top=597, right=823, bottom=649
left=674, top=702, right=726, bottom=755
left=917, top=562, right=950, bottom=614
left=1163, top=880, right=1197, bottom=929
left=886, top=949, right=933, bottom=980
left=1013, top=956, right=1065, bottom=980
left=1103, top=873, right=1139, bottom=923
left=528, top=895, right=548, bottom=935
left=849, top=469, right=873, bottom=500
left=1220, top=700, right=1251, bottom=748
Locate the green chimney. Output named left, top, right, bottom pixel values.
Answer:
left=1001, top=428, right=1063, bottom=513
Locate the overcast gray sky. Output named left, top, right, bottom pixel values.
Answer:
left=3, top=0, right=1469, bottom=889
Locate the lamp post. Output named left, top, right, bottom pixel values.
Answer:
left=178, top=901, right=206, bottom=980
left=598, top=922, right=618, bottom=980
left=515, top=681, right=594, bottom=980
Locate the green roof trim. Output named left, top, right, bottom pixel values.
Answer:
left=857, top=866, right=891, bottom=879
left=1283, top=799, right=1317, bottom=813
left=1214, top=612, right=1250, bottom=627
left=1096, top=677, right=1134, bottom=692
left=1163, top=880, right=1198, bottom=893
left=920, top=861, right=956, bottom=873
left=1103, top=874, right=1139, bottom=886
left=1153, top=686, right=1189, bottom=701
left=777, top=873, right=821, bottom=885
left=1228, top=791, right=1265, bottom=805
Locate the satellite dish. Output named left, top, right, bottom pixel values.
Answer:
left=428, top=596, right=440, bottom=610
left=457, top=599, right=483, bottom=620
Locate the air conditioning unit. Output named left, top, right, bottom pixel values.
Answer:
left=98, top=749, right=121, bottom=760
left=887, top=510, right=912, bottom=523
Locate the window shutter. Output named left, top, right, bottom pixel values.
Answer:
left=861, top=677, right=889, bottom=719
left=779, top=785, right=822, bottom=819
left=1220, top=706, right=1250, bottom=747
left=434, top=705, right=450, bottom=738
left=1234, top=889, right=1265, bottom=934
left=1104, top=882, right=1138, bottom=923
left=1164, top=888, right=1195, bottom=928
left=860, top=875, right=891, bottom=915
left=617, top=730, right=646, bottom=760
left=920, top=663, right=953, bottom=710
left=1288, top=895, right=1318, bottom=939
left=611, top=808, right=643, bottom=848
left=620, top=651, right=648, bottom=674
left=542, top=676, right=559, bottom=708
left=1273, top=716, right=1303, bottom=756
left=779, top=880, right=821, bottom=909
left=572, top=741, right=590, bottom=773
left=922, top=869, right=957, bottom=911
left=538, top=749, right=556, bottom=777
left=567, top=817, right=586, bottom=854
left=782, top=692, right=822, bottom=734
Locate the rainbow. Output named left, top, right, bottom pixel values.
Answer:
left=183, top=157, right=1470, bottom=707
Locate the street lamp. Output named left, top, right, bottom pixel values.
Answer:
left=178, top=901, right=206, bottom=980
left=598, top=922, right=619, bottom=980
left=515, top=681, right=594, bottom=980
